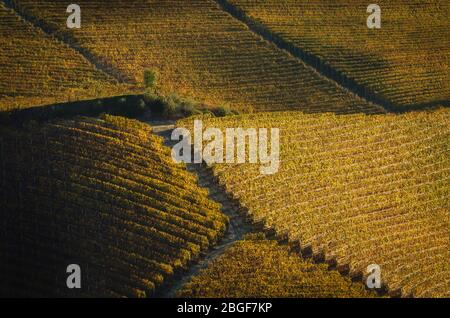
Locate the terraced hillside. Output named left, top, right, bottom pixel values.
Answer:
left=6, top=0, right=383, bottom=113
left=228, top=0, right=450, bottom=109
left=178, top=236, right=374, bottom=298
left=177, top=109, right=450, bottom=297
left=0, top=115, right=228, bottom=297
left=0, top=3, right=132, bottom=111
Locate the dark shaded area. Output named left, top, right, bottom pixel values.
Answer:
left=0, top=118, right=229, bottom=297
left=0, top=93, right=242, bottom=128
left=0, top=95, right=148, bottom=127
left=0, top=126, right=104, bottom=297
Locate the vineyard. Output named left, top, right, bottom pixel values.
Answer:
left=0, top=3, right=133, bottom=111
left=177, top=108, right=450, bottom=297
left=229, top=0, right=450, bottom=109
left=4, top=0, right=383, bottom=114
left=0, top=115, right=228, bottom=297
left=0, top=0, right=448, bottom=299
left=178, top=235, right=373, bottom=298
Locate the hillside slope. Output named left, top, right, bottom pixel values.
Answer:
left=7, top=0, right=383, bottom=113
left=0, top=115, right=228, bottom=297
left=178, top=236, right=374, bottom=298
left=0, top=3, right=133, bottom=111
left=229, top=0, right=450, bottom=109
left=177, top=109, right=450, bottom=297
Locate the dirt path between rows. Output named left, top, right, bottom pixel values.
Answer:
left=147, top=120, right=390, bottom=298
left=148, top=120, right=253, bottom=297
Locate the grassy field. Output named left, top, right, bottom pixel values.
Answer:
left=0, top=3, right=133, bottom=111
left=0, top=115, right=228, bottom=297
left=4, top=0, right=383, bottom=113
left=178, top=235, right=374, bottom=298
left=177, top=108, right=450, bottom=297
left=230, top=0, right=450, bottom=109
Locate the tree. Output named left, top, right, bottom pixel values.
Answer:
left=144, top=69, right=158, bottom=92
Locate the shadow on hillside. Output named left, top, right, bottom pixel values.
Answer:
left=1, top=93, right=448, bottom=129
left=0, top=95, right=148, bottom=127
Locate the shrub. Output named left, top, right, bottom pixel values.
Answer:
left=162, top=94, right=178, bottom=116
left=178, top=98, right=202, bottom=116
left=143, top=91, right=163, bottom=112
left=212, top=105, right=234, bottom=117
left=137, top=98, right=146, bottom=111
left=201, top=111, right=214, bottom=118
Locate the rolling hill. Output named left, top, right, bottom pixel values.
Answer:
left=177, top=108, right=450, bottom=297
left=0, top=115, right=228, bottom=297
left=0, top=3, right=133, bottom=111
left=3, top=0, right=383, bottom=113
left=178, top=235, right=374, bottom=298
left=0, top=0, right=448, bottom=299
left=227, top=0, right=450, bottom=109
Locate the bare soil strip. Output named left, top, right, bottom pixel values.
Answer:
left=149, top=121, right=253, bottom=297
